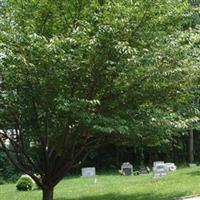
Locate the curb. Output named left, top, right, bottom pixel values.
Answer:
left=175, top=195, right=200, bottom=200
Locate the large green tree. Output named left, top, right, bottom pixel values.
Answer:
left=0, top=0, right=198, bottom=199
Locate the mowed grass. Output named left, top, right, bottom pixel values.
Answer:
left=1, top=167, right=200, bottom=200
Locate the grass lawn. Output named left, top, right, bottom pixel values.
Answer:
left=1, top=167, right=200, bottom=200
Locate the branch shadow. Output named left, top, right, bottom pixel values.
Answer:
left=55, top=192, right=188, bottom=200
left=186, top=170, right=200, bottom=176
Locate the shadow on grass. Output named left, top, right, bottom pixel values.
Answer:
left=186, top=170, right=200, bottom=176
left=55, top=192, right=188, bottom=200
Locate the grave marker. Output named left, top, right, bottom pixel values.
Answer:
left=81, top=167, right=96, bottom=177
left=189, top=163, right=197, bottom=168
left=153, top=163, right=167, bottom=177
left=153, top=161, right=164, bottom=167
left=121, top=162, right=133, bottom=176
left=165, top=163, right=176, bottom=172
left=140, top=166, right=148, bottom=175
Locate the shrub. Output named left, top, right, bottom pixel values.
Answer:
left=16, top=175, right=34, bottom=191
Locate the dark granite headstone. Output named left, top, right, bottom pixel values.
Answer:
left=121, top=162, right=133, bottom=176
left=140, top=166, right=148, bottom=175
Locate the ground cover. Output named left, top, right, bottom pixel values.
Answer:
left=1, top=167, right=200, bottom=200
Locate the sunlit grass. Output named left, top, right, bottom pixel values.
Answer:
left=1, top=167, right=200, bottom=200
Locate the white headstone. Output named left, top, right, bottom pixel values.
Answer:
left=153, top=163, right=167, bottom=177
left=165, top=163, right=176, bottom=172
left=189, top=163, right=197, bottom=168
left=81, top=167, right=96, bottom=177
left=153, top=161, right=164, bottom=167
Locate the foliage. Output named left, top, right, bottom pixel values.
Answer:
left=0, top=177, right=6, bottom=185
left=0, top=152, right=19, bottom=182
left=16, top=175, right=34, bottom=191
left=0, top=0, right=200, bottom=199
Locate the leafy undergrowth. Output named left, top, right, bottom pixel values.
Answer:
left=1, top=167, right=200, bottom=200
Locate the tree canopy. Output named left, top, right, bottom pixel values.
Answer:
left=0, top=1, right=200, bottom=200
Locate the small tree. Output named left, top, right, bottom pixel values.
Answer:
left=0, top=1, right=197, bottom=200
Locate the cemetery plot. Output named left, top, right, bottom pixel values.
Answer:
left=139, top=166, right=148, bottom=175
left=165, top=163, right=176, bottom=172
left=153, top=161, right=177, bottom=177
left=189, top=163, right=197, bottom=168
left=153, top=163, right=168, bottom=177
left=81, top=167, right=96, bottom=177
left=121, top=162, right=133, bottom=176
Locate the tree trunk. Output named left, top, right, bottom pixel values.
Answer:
left=140, top=146, right=144, bottom=166
left=42, top=187, right=54, bottom=200
left=115, top=146, right=120, bottom=167
left=189, top=129, right=194, bottom=163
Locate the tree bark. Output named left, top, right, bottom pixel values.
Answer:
left=42, top=187, right=54, bottom=200
left=115, top=146, right=120, bottom=167
left=189, top=129, right=194, bottom=163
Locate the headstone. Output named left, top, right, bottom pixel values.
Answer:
left=165, top=163, right=176, bottom=172
left=121, top=162, right=133, bottom=176
left=189, top=163, right=197, bottom=168
left=153, top=161, right=164, bottom=167
left=153, top=163, right=167, bottom=177
left=81, top=167, right=96, bottom=177
left=140, top=166, right=148, bottom=175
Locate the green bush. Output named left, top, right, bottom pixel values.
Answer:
left=16, top=175, right=34, bottom=191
